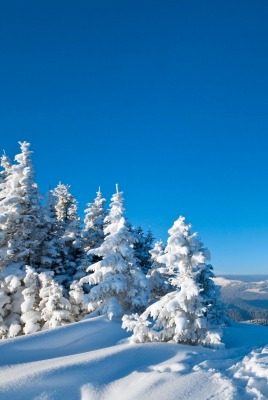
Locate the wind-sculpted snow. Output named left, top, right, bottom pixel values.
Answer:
left=230, top=346, right=268, bottom=399
left=0, top=317, right=267, bottom=399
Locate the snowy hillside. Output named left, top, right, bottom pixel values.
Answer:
left=0, top=142, right=267, bottom=399
left=0, top=316, right=267, bottom=400
left=215, top=276, right=268, bottom=325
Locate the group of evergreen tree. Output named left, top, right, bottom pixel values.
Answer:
left=0, top=142, right=226, bottom=347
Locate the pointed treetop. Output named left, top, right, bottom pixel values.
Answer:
left=15, top=141, right=33, bottom=167
left=116, top=183, right=119, bottom=193
left=52, top=182, right=79, bottom=223
left=1, top=152, right=11, bottom=171
left=56, top=182, right=71, bottom=191
left=96, top=187, right=103, bottom=199
left=18, top=141, right=31, bottom=154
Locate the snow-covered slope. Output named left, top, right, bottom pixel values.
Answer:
left=214, top=277, right=268, bottom=324
left=0, top=317, right=267, bottom=399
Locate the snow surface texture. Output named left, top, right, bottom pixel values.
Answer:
left=0, top=317, right=267, bottom=400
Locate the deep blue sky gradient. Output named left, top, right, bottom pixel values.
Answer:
left=1, top=1, right=268, bottom=274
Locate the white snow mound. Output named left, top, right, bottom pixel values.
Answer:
left=0, top=316, right=267, bottom=400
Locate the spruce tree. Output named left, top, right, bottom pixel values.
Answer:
left=2, top=274, right=23, bottom=338
left=46, top=183, right=84, bottom=285
left=196, top=260, right=228, bottom=325
left=39, top=272, right=74, bottom=329
left=69, top=280, right=87, bottom=321
left=83, top=187, right=107, bottom=252
left=39, top=190, right=63, bottom=276
left=20, top=266, right=41, bottom=335
left=133, top=227, right=154, bottom=275
left=123, top=216, right=223, bottom=348
left=147, top=240, right=171, bottom=299
left=0, top=153, right=11, bottom=200
left=80, top=185, right=149, bottom=319
left=78, top=188, right=107, bottom=277
left=0, top=142, right=44, bottom=275
left=0, top=279, right=11, bottom=338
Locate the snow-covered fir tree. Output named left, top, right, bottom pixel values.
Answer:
left=160, top=221, right=226, bottom=326
left=0, top=153, right=11, bottom=199
left=196, top=259, right=228, bottom=325
left=46, top=183, right=85, bottom=285
left=69, top=280, right=87, bottom=321
left=78, top=188, right=107, bottom=277
left=2, top=274, right=23, bottom=338
left=0, top=278, right=11, bottom=338
left=133, top=227, right=154, bottom=275
left=39, top=272, right=74, bottom=330
left=122, top=216, right=223, bottom=348
left=38, top=190, right=62, bottom=275
left=83, top=188, right=107, bottom=252
left=147, top=240, right=171, bottom=299
left=80, top=185, right=149, bottom=319
left=0, top=142, right=44, bottom=275
left=20, top=266, right=41, bottom=335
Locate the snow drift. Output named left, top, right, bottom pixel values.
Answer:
left=0, top=316, right=267, bottom=400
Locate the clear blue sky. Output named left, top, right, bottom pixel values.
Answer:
left=1, top=1, right=268, bottom=274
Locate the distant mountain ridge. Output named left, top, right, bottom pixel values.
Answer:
left=219, top=275, right=268, bottom=283
left=214, top=276, right=268, bottom=325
